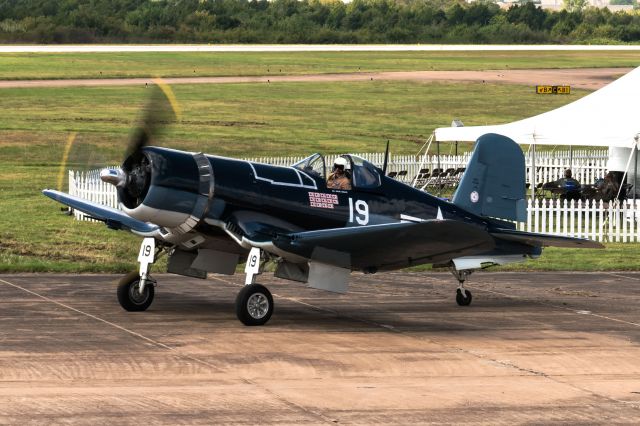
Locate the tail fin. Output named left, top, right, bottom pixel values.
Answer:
left=452, top=133, right=526, bottom=222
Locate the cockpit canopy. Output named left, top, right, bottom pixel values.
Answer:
left=292, top=153, right=325, bottom=179
left=292, top=153, right=382, bottom=189
left=349, top=155, right=382, bottom=189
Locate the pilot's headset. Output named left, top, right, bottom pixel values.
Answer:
left=333, top=156, right=350, bottom=172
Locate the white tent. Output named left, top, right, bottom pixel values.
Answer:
left=434, top=66, right=640, bottom=149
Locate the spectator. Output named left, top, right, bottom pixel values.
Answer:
left=558, top=169, right=581, bottom=201
left=595, top=172, right=619, bottom=202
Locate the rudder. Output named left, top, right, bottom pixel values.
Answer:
left=452, top=133, right=526, bottom=222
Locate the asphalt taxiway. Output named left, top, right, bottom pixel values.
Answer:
left=1, top=272, right=639, bottom=424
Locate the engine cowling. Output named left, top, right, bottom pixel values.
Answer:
left=101, top=147, right=214, bottom=235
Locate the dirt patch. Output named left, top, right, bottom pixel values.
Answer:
left=0, top=68, right=632, bottom=90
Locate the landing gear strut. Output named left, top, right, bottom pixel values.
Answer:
left=117, top=237, right=164, bottom=312
left=451, top=267, right=473, bottom=306
left=236, top=247, right=274, bottom=326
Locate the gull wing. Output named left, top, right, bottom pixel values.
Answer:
left=272, top=220, right=495, bottom=271
left=43, top=189, right=159, bottom=235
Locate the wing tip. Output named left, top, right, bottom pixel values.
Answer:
left=42, top=188, right=58, bottom=199
left=583, top=241, right=605, bottom=249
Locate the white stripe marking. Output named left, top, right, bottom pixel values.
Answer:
left=400, top=213, right=425, bottom=223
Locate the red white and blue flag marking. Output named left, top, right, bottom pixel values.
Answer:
left=308, top=192, right=339, bottom=209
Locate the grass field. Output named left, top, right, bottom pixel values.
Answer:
left=0, top=50, right=637, bottom=273
left=0, top=80, right=587, bottom=166
left=1, top=50, right=640, bottom=80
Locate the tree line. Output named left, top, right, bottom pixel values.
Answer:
left=0, top=0, right=639, bottom=44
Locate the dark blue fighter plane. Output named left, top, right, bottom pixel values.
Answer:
left=43, top=93, right=602, bottom=326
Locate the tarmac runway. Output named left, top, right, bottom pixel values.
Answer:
left=1, top=271, right=640, bottom=424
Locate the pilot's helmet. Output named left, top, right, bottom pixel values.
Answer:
left=334, top=156, right=350, bottom=171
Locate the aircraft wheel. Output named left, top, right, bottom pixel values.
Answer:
left=236, top=284, right=273, bottom=326
left=117, top=271, right=155, bottom=312
left=456, top=288, right=472, bottom=306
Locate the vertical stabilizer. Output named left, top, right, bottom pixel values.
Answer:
left=452, top=133, right=526, bottom=222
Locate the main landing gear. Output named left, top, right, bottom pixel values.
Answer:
left=451, top=267, right=473, bottom=307
left=235, top=247, right=274, bottom=326
left=117, top=237, right=160, bottom=312
left=118, top=239, right=275, bottom=326
left=117, top=271, right=155, bottom=311
left=235, top=284, right=274, bottom=326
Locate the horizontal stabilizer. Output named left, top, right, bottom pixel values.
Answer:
left=491, top=228, right=604, bottom=249
left=42, top=189, right=159, bottom=235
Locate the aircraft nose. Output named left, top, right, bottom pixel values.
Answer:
left=100, top=168, right=127, bottom=187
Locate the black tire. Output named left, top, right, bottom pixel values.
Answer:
left=117, top=271, right=155, bottom=312
left=235, top=284, right=274, bottom=326
left=456, top=288, right=472, bottom=306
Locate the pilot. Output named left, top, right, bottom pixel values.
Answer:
left=327, top=157, right=352, bottom=190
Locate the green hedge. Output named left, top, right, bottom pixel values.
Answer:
left=1, top=0, right=639, bottom=44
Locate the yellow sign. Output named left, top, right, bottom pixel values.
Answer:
left=536, top=85, right=571, bottom=94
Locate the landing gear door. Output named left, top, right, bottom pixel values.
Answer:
left=138, top=237, right=156, bottom=264
left=137, top=237, right=156, bottom=293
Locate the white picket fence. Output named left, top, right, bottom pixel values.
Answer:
left=70, top=149, right=608, bottom=203
left=522, top=198, right=640, bottom=243
left=525, top=149, right=609, bottom=189
left=68, top=169, right=119, bottom=221
left=247, top=150, right=609, bottom=186
left=246, top=152, right=464, bottom=183
left=69, top=149, right=640, bottom=243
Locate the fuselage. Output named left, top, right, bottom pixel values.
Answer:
left=117, top=146, right=529, bottom=269
left=207, top=153, right=489, bottom=231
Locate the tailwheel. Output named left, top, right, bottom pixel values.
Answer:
left=117, top=271, right=155, bottom=312
left=450, top=266, right=473, bottom=307
left=456, top=288, right=473, bottom=306
left=236, top=284, right=273, bottom=326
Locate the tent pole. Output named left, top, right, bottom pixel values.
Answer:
left=436, top=139, right=441, bottom=196
left=632, top=133, right=640, bottom=203
left=615, top=141, right=636, bottom=200
left=635, top=144, right=638, bottom=202
left=531, top=144, right=536, bottom=199
left=412, top=133, right=433, bottom=188
left=569, top=145, right=573, bottom=171
left=415, top=133, right=432, bottom=158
